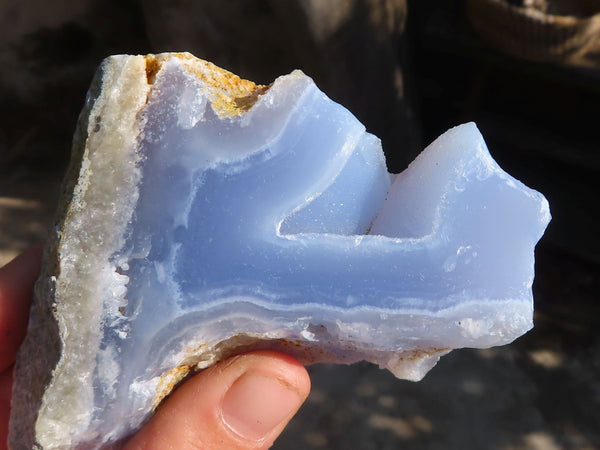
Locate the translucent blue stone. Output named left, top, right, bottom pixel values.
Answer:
left=10, top=54, right=550, bottom=449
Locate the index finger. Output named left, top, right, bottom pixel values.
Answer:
left=0, top=244, right=43, bottom=372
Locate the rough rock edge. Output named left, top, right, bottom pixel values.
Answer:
left=9, top=53, right=269, bottom=449
left=8, top=59, right=103, bottom=450
left=9, top=55, right=150, bottom=450
left=10, top=52, right=446, bottom=448
left=146, top=52, right=268, bottom=117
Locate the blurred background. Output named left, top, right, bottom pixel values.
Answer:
left=1, top=0, right=599, bottom=448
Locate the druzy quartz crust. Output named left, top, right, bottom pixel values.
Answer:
left=10, top=53, right=550, bottom=449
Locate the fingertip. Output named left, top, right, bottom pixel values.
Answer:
left=234, top=350, right=311, bottom=397
left=125, top=351, right=310, bottom=450
left=0, top=243, right=44, bottom=299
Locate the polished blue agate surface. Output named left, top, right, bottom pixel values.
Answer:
left=10, top=53, right=550, bottom=449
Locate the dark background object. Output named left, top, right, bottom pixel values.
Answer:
left=466, top=0, right=600, bottom=62
left=1, top=0, right=599, bottom=448
left=139, top=0, right=420, bottom=172
left=409, top=0, right=600, bottom=262
left=0, top=0, right=418, bottom=171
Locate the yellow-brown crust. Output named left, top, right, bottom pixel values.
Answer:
left=143, top=54, right=162, bottom=85
left=393, top=347, right=449, bottom=362
left=153, top=365, right=191, bottom=409
left=143, top=52, right=268, bottom=117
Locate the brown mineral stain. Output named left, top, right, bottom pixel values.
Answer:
left=395, top=347, right=449, bottom=362
left=144, top=54, right=161, bottom=85
left=177, top=334, right=345, bottom=370
left=153, top=365, right=191, bottom=409
left=143, top=52, right=269, bottom=118
left=150, top=335, right=448, bottom=410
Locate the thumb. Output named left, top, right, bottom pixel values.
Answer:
left=124, top=350, right=310, bottom=450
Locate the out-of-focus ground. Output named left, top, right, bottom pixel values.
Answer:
left=1, top=0, right=599, bottom=449
left=0, top=164, right=61, bottom=264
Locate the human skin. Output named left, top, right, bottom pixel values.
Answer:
left=0, top=246, right=310, bottom=449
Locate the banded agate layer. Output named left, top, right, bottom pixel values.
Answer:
left=10, top=53, right=550, bottom=449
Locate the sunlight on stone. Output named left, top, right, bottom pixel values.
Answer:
left=0, top=196, right=40, bottom=209
left=369, top=414, right=417, bottom=439
left=378, top=394, right=397, bottom=408
left=303, top=431, right=329, bottom=447
left=9, top=52, right=550, bottom=449
left=0, top=250, right=17, bottom=266
left=356, top=382, right=378, bottom=398
left=476, top=348, right=500, bottom=359
left=410, top=415, right=434, bottom=433
left=527, top=349, right=564, bottom=369
left=306, top=388, right=328, bottom=404
left=368, top=413, right=433, bottom=439
left=522, top=431, right=562, bottom=450
left=0, top=196, right=46, bottom=266
left=462, top=379, right=486, bottom=395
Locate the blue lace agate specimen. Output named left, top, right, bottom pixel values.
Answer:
left=10, top=53, right=550, bottom=449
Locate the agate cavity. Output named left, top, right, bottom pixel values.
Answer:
left=10, top=53, right=550, bottom=449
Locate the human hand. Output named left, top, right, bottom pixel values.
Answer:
left=0, top=247, right=310, bottom=449
left=0, top=245, right=43, bottom=448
